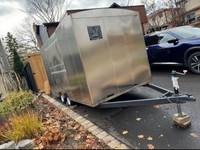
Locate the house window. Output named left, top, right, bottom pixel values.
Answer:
left=187, top=12, right=196, bottom=24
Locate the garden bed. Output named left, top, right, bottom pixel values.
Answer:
left=32, top=96, right=110, bottom=149
left=0, top=94, right=110, bottom=149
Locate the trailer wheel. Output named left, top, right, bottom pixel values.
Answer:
left=66, top=96, right=74, bottom=106
left=60, top=95, right=66, bottom=104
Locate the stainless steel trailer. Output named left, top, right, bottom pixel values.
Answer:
left=40, top=9, right=195, bottom=110
left=40, top=9, right=152, bottom=107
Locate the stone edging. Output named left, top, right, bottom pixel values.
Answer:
left=42, top=94, right=130, bottom=149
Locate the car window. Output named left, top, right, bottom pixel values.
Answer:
left=158, top=33, right=177, bottom=44
left=144, top=35, right=159, bottom=46
left=171, top=27, right=200, bottom=39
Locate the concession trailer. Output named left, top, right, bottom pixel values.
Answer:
left=40, top=9, right=195, bottom=108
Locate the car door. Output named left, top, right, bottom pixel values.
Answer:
left=147, top=33, right=181, bottom=63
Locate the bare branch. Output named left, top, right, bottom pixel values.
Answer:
left=24, top=0, right=71, bottom=23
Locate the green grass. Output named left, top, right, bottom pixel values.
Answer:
left=0, top=90, right=33, bottom=116
left=0, top=110, right=43, bottom=142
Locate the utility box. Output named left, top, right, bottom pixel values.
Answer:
left=40, top=9, right=151, bottom=107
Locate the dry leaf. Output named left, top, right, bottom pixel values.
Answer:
left=191, top=133, right=198, bottom=137
left=147, top=137, right=153, bottom=141
left=86, top=139, right=91, bottom=143
left=160, top=134, right=164, bottom=137
left=122, top=131, right=128, bottom=134
left=163, top=116, right=166, bottom=119
left=147, top=144, right=154, bottom=149
left=116, top=144, right=121, bottom=148
left=74, top=134, right=81, bottom=140
left=138, top=135, right=144, bottom=139
left=84, top=114, right=88, bottom=117
left=39, top=143, right=44, bottom=149
left=136, top=118, right=141, bottom=121
left=165, top=107, right=169, bottom=109
left=54, top=135, right=60, bottom=141
left=81, top=145, right=87, bottom=149
left=153, top=105, right=160, bottom=108
left=46, top=113, right=50, bottom=117
left=98, top=139, right=104, bottom=143
left=87, top=135, right=94, bottom=139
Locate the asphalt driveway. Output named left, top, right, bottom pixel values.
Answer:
left=72, top=64, right=200, bottom=149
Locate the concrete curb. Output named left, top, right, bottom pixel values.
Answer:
left=42, top=94, right=130, bottom=149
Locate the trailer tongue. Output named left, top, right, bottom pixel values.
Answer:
left=98, top=83, right=195, bottom=108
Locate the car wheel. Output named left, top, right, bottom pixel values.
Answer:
left=60, top=95, right=66, bottom=104
left=188, top=52, right=200, bottom=74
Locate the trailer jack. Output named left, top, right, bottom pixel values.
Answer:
left=171, top=70, right=192, bottom=128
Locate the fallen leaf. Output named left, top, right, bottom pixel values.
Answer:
left=163, top=116, right=166, bottom=119
left=86, top=139, right=91, bottom=143
left=84, top=114, right=88, bottom=117
left=138, top=143, right=140, bottom=146
left=98, top=139, right=104, bottom=143
left=153, top=105, right=160, bottom=108
left=122, top=131, right=128, bottom=135
left=116, top=144, right=121, bottom=148
left=46, top=113, right=50, bottom=117
left=191, top=133, right=198, bottom=137
left=147, top=137, right=153, bottom=141
left=54, top=135, right=60, bottom=141
left=147, top=144, right=154, bottom=149
left=87, top=135, right=94, bottom=139
left=69, top=134, right=74, bottom=138
left=160, top=134, right=164, bottom=137
left=136, top=118, right=141, bottom=121
left=165, top=107, right=169, bottom=109
left=81, top=145, right=87, bottom=149
left=138, top=135, right=144, bottom=139
left=38, top=143, right=44, bottom=149
left=168, top=144, right=170, bottom=147
left=74, top=134, right=81, bottom=140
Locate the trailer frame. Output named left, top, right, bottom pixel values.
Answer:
left=98, top=83, right=196, bottom=108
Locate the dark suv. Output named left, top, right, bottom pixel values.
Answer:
left=144, top=26, right=200, bottom=74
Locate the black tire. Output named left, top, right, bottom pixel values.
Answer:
left=188, top=52, right=200, bottom=74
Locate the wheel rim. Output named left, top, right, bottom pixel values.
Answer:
left=190, top=55, right=200, bottom=73
left=67, top=97, right=71, bottom=106
left=60, top=95, right=65, bottom=103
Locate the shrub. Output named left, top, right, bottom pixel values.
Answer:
left=0, top=90, right=33, bottom=116
left=0, top=110, right=43, bottom=142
